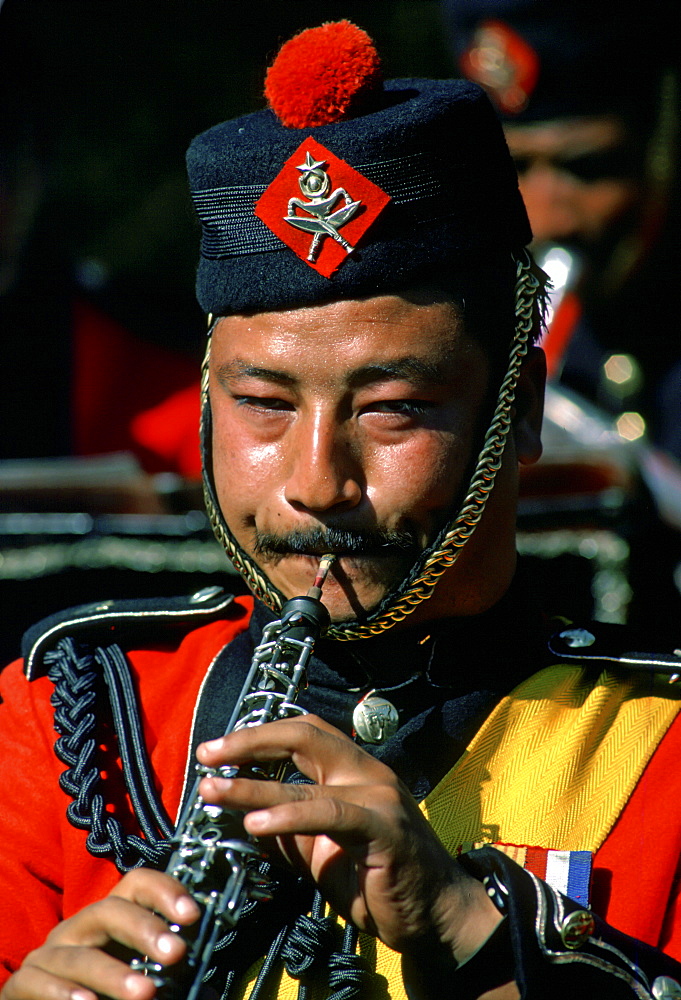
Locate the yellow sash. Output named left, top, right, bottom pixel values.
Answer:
left=241, top=664, right=681, bottom=999
left=424, top=663, right=681, bottom=853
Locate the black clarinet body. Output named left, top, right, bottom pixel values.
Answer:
left=130, top=569, right=333, bottom=1000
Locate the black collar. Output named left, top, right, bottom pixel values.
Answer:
left=190, top=565, right=551, bottom=803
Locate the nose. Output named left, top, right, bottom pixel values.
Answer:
left=284, top=410, right=363, bottom=514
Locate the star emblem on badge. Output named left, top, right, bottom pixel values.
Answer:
left=297, top=152, right=327, bottom=176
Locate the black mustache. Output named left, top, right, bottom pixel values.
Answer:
left=253, top=526, right=418, bottom=558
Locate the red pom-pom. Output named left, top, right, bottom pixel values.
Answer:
left=264, top=21, right=382, bottom=128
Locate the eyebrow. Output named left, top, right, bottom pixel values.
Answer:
left=214, top=361, right=296, bottom=387
left=347, top=358, right=450, bottom=388
left=214, top=357, right=450, bottom=388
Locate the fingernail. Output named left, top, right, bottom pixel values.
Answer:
left=125, top=973, right=149, bottom=996
left=247, top=810, right=270, bottom=831
left=159, top=931, right=179, bottom=955
left=176, top=894, right=199, bottom=919
left=203, top=737, right=223, bottom=751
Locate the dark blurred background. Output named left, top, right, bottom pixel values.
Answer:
left=1, top=0, right=679, bottom=666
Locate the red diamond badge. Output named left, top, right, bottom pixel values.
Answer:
left=255, top=137, right=391, bottom=278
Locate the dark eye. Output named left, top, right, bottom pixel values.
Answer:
left=235, top=396, right=293, bottom=411
left=513, top=149, right=635, bottom=183
left=562, top=148, right=635, bottom=183
left=369, top=400, right=433, bottom=415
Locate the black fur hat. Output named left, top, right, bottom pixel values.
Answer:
left=186, top=22, right=531, bottom=317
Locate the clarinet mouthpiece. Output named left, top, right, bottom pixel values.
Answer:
left=305, top=553, right=336, bottom=601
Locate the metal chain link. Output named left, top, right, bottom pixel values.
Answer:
left=201, top=250, right=539, bottom=639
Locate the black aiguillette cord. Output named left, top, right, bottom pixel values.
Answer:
left=95, top=644, right=174, bottom=842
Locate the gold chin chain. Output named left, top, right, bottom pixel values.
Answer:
left=201, top=250, right=540, bottom=640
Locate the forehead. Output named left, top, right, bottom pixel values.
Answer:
left=211, top=291, right=481, bottom=376
left=505, top=116, right=627, bottom=158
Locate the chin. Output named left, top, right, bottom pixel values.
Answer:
left=321, top=591, right=385, bottom=626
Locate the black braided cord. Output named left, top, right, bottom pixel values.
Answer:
left=45, top=637, right=173, bottom=872
left=95, top=644, right=174, bottom=842
left=45, top=640, right=389, bottom=998
left=280, top=892, right=381, bottom=1000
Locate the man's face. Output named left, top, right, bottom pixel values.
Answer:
left=209, top=292, right=520, bottom=623
left=505, top=116, right=639, bottom=246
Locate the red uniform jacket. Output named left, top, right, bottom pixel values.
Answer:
left=1, top=593, right=680, bottom=983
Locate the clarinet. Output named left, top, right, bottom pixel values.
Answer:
left=131, top=555, right=336, bottom=999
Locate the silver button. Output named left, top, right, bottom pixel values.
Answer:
left=559, top=628, right=596, bottom=649
left=352, top=693, right=399, bottom=744
left=653, top=977, right=681, bottom=1000
left=560, top=909, right=595, bottom=949
left=190, top=586, right=223, bottom=603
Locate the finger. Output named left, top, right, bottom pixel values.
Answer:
left=50, top=896, right=189, bottom=970
left=247, top=796, right=379, bottom=846
left=199, top=714, right=351, bottom=765
left=198, top=716, right=390, bottom=786
left=2, top=962, right=99, bottom=1000
left=109, top=868, right=200, bottom=927
left=21, top=946, right=156, bottom=1000
left=201, top=776, right=391, bottom=848
left=199, top=771, right=371, bottom=817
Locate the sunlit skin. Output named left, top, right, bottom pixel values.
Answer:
left=1, top=291, right=541, bottom=1000
left=505, top=116, right=639, bottom=245
left=209, top=291, right=545, bottom=625
left=200, top=290, right=540, bottom=996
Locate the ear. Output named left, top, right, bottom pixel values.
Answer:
left=512, top=346, right=546, bottom=466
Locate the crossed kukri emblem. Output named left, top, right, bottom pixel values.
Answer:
left=285, top=152, right=361, bottom=261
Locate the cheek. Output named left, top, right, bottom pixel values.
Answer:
left=519, top=172, right=637, bottom=241
left=412, top=438, right=469, bottom=505
left=365, top=432, right=469, bottom=517
left=210, top=405, right=281, bottom=520
left=581, top=181, right=637, bottom=234
left=517, top=174, right=579, bottom=240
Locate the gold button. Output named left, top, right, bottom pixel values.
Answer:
left=560, top=909, right=595, bottom=950
left=653, top=976, right=681, bottom=999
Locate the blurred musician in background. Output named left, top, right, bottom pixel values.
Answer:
left=443, top=0, right=679, bottom=431
left=444, top=0, right=681, bottom=630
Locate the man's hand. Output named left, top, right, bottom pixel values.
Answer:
left=1, top=869, right=199, bottom=1000
left=197, top=714, right=503, bottom=967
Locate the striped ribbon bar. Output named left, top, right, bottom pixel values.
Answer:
left=463, top=842, right=593, bottom=908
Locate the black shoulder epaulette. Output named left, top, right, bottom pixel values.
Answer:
left=23, top=585, right=236, bottom=680
left=548, top=620, right=681, bottom=680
